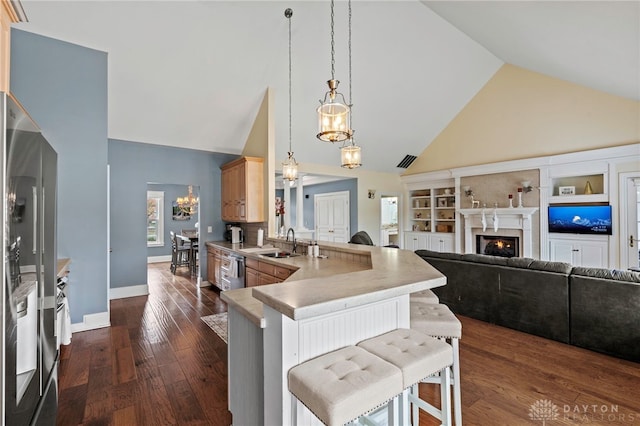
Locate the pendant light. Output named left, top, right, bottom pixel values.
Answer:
left=282, top=8, right=298, bottom=182
left=316, top=0, right=351, bottom=143
left=340, top=0, right=361, bottom=169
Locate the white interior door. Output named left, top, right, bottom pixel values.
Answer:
left=315, top=191, right=350, bottom=243
left=623, top=176, right=640, bottom=270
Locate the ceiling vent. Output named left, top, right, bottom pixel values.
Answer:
left=396, top=155, right=417, bottom=169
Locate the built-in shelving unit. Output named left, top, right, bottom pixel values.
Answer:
left=549, top=172, right=607, bottom=204
left=406, top=184, right=456, bottom=252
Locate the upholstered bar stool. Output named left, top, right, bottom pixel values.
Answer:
left=288, top=345, right=404, bottom=426
left=410, top=289, right=439, bottom=304
left=410, top=302, right=462, bottom=425
left=357, top=328, right=454, bottom=426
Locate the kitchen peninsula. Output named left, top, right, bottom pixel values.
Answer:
left=214, top=240, right=446, bottom=425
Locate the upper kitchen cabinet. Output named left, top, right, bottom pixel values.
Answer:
left=221, top=156, right=264, bottom=223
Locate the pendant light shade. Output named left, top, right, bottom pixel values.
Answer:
left=317, top=0, right=351, bottom=143
left=282, top=8, right=298, bottom=181
left=317, top=80, right=351, bottom=142
left=282, top=151, right=298, bottom=181
left=340, top=141, right=361, bottom=169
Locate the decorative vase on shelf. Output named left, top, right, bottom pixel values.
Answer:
left=584, top=181, right=593, bottom=194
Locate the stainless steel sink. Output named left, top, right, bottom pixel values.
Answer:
left=261, top=251, right=300, bottom=258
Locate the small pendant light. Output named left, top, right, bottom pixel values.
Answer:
left=282, top=8, right=298, bottom=182
left=340, top=0, right=361, bottom=168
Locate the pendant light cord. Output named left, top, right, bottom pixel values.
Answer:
left=330, top=0, right=335, bottom=80
left=348, top=0, right=353, bottom=141
left=288, top=9, right=292, bottom=154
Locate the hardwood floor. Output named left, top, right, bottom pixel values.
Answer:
left=57, top=262, right=640, bottom=425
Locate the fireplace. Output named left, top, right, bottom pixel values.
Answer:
left=476, top=235, right=519, bottom=258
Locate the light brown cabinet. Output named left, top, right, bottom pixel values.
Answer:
left=245, top=257, right=295, bottom=287
left=206, top=246, right=225, bottom=289
left=221, top=156, right=264, bottom=223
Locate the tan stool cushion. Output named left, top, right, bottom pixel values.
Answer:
left=410, top=289, right=440, bottom=304
left=288, top=345, right=403, bottom=426
left=357, top=329, right=452, bottom=388
left=410, top=302, right=462, bottom=339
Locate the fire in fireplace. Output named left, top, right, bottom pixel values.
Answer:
left=476, top=235, right=519, bottom=258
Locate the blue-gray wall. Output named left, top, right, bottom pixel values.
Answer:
left=278, top=178, right=358, bottom=233
left=109, top=139, right=236, bottom=288
left=11, top=29, right=109, bottom=324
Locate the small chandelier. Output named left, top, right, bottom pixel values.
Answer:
left=176, top=185, right=198, bottom=213
left=340, top=0, right=361, bottom=169
left=316, top=0, right=351, bottom=143
left=282, top=8, right=298, bottom=182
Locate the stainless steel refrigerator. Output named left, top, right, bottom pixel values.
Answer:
left=1, top=92, right=58, bottom=425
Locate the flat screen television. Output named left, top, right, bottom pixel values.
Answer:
left=548, top=204, right=612, bottom=235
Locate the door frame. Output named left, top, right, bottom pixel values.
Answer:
left=619, top=172, right=640, bottom=270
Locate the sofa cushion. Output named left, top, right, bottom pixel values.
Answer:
left=572, top=267, right=640, bottom=283
left=528, top=260, right=573, bottom=275
left=461, top=253, right=509, bottom=266
left=415, top=250, right=463, bottom=261
left=570, top=273, right=640, bottom=362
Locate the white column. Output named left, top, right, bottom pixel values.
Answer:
left=295, top=173, right=305, bottom=229
left=283, top=181, right=291, bottom=232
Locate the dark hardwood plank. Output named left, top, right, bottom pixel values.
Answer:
left=57, top=262, right=640, bottom=426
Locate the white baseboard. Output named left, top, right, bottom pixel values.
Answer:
left=71, top=311, right=111, bottom=333
left=148, top=255, right=171, bottom=263
left=109, top=284, right=149, bottom=300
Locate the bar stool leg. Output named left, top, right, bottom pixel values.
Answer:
left=452, top=338, right=461, bottom=425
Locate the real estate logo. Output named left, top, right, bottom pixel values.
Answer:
left=529, top=399, right=560, bottom=425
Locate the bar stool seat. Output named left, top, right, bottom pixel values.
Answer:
left=410, top=289, right=440, bottom=304
left=288, top=345, right=403, bottom=426
left=358, top=328, right=454, bottom=425
left=410, top=302, right=462, bottom=426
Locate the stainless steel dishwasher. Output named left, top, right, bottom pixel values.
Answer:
left=221, top=253, right=245, bottom=290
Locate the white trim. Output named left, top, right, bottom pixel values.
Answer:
left=148, top=255, right=172, bottom=263
left=401, top=143, right=640, bottom=182
left=459, top=208, right=538, bottom=257
left=109, top=284, right=149, bottom=300
left=70, top=311, right=111, bottom=333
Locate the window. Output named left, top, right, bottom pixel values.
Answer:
left=147, top=191, right=164, bottom=247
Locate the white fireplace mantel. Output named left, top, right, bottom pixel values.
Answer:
left=458, top=207, right=539, bottom=257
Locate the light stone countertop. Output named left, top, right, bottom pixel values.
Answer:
left=215, top=241, right=445, bottom=327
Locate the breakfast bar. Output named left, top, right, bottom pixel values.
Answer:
left=220, top=241, right=446, bottom=425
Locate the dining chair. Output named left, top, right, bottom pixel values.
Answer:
left=170, top=231, right=191, bottom=274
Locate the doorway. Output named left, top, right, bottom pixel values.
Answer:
left=620, top=174, right=639, bottom=270
left=380, top=196, right=399, bottom=246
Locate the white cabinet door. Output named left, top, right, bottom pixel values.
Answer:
left=549, top=237, right=608, bottom=268
left=404, top=232, right=428, bottom=250
left=549, top=239, right=575, bottom=264
left=429, top=234, right=454, bottom=253
left=578, top=240, right=608, bottom=268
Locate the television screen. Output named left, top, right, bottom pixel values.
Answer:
left=548, top=205, right=612, bottom=235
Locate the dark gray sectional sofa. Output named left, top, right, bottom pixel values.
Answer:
left=415, top=249, right=640, bottom=362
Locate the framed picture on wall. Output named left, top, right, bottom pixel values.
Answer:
left=172, top=202, right=191, bottom=221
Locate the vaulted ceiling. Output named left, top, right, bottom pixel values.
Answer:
left=15, top=1, right=640, bottom=174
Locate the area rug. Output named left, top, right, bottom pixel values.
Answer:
left=201, top=312, right=228, bottom=344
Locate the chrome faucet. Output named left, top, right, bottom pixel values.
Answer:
left=286, top=227, right=297, bottom=253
